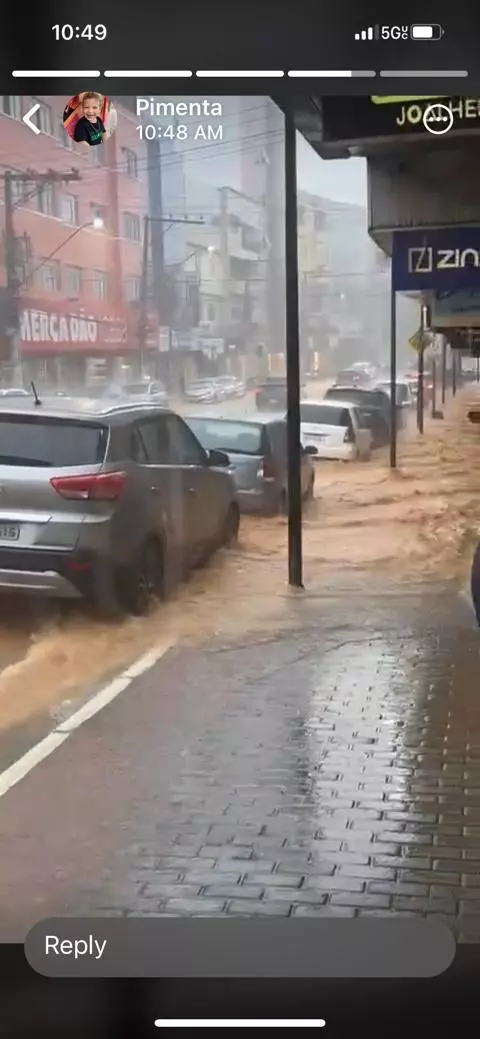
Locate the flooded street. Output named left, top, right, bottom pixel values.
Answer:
left=0, top=387, right=478, bottom=747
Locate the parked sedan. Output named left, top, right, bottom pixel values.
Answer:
left=333, top=368, right=371, bottom=388
left=122, top=380, right=168, bottom=406
left=0, top=388, right=31, bottom=399
left=185, top=413, right=316, bottom=515
left=298, top=400, right=372, bottom=461
left=184, top=379, right=218, bottom=404
left=214, top=375, right=246, bottom=399
left=256, top=378, right=307, bottom=410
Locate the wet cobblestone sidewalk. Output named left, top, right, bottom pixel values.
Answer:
left=0, top=574, right=479, bottom=942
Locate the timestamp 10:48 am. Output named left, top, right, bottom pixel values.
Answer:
left=136, top=124, right=224, bottom=141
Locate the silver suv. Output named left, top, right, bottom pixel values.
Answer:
left=0, top=398, right=239, bottom=616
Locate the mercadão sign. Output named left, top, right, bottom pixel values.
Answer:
left=392, top=229, right=480, bottom=292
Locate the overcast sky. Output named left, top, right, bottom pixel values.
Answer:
left=297, top=136, right=367, bottom=207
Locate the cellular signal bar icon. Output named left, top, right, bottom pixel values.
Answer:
left=355, top=26, right=374, bottom=40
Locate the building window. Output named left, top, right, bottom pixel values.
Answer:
left=61, top=194, right=78, bottom=225
left=35, top=184, right=54, bottom=215
left=91, top=204, right=107, bottom=227
left=122, top=212, right=141, bottom=242
left=39, top=261, right=61, bottom=293
left=92, top=270, right=108, bottom=300
left=124, top=276, right=140, bottom=302
left=314, top=210, right=326, bottom=232
left=206, top=303, right=216, bottom=322
left=0, top=96, right=22, bottom=119
left=64, top=265, right=82, bottom=297
left=231, top=303, right=244, bottom=321
left=122, top=147, right=138, bottom=178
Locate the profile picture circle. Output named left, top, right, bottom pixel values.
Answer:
left=63, top=92, right=117, bottom=147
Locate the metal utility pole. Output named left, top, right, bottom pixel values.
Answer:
left=1, top=169, right=80, bottom=379
left=431, top=357, right=437, bottom=417
left=452, top=346, right=457, bottom=396
left=389, top=277, right=397, bottom=468
left=284, top=101, right=303, bottom=589
left=417, top=304, right=428, bottom=435
left=441, top=336, right=447, bottom=405
left=138, top=212, right=206, bottom=377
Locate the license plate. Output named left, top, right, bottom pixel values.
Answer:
left=0, top=524, right=20, bottom=541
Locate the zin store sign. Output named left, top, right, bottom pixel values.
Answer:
left=392, top=229, right=480, bottom=292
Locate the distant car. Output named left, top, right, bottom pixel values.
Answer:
left=255, top=378, right=288, bottom=410
left=214, top=375, right=245, bottom=399
left=256, top=378, right=307, bottom=410
left=374, top=380, right=414, bottom=407
left=184, top=379, right=218, bottom=404
left=402, top=371, right=434, bottom=404
left=333, top=368, right=371, bottom=388
left=121, top=380, right=168, bottom=406
left=0, top=398, right=239, bottom=616
left=350, top=361, right=378, bottom=380
left=374, top=380, right=414, bottom=427
left=185, top=413, right=316, bottom=515
left=297, top=400, right=372, bottom=461
left=324, top=387, right=391, bottom=447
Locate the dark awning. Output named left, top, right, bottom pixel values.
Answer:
left=274, top=95, right=480, bottom=159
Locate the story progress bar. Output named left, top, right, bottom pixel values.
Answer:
left=288, top=70, right=376, bottom=77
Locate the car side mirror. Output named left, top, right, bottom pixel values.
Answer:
left=303, top=444, right=318, bottom=456
left=208, top=448, right=230, bottom=466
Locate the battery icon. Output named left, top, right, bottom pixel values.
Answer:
left=411, top=24, right=443, bottom=39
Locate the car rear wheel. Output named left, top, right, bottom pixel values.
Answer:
left=222, top=503, right=240, bottom=546
left=117, top=539, right=166, bottom=616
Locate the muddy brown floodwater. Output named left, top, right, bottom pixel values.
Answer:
left=0, top=387, right=479, bottom=737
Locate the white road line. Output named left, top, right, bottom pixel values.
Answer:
left=0, top=637, right=176, bottom=799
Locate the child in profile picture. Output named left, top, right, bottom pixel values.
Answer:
left=63, top=92, right=117, bottom=147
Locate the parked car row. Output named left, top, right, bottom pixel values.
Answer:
left=184, top=376, right=245, bottom=404
left=0, top=390, right=317, bottom=618
left=301, top=359, right=418, bottom=462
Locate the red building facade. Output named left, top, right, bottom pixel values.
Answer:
left=0, top=93, right=155, bottom=381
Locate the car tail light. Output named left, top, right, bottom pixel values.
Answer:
left=344, top=426, right=355, bottom=444
left=50, top=472, right=126, bottom=501
left=258, top=455, right=276, bottom=481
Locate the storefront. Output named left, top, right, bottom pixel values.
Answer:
left=15, top=299, right=146, bottom=388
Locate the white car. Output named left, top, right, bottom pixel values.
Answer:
left=298, top=399, right=372, bottom=461
left=184, top=379, right=218, bottom=404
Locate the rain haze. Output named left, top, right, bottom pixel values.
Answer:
left=0, top=91, right=479, bottom=956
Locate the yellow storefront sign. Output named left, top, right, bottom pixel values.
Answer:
left=371, top=96, right=446, bottom=104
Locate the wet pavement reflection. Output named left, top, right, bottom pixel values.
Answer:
left=0, top=573, right=479, bottom=942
